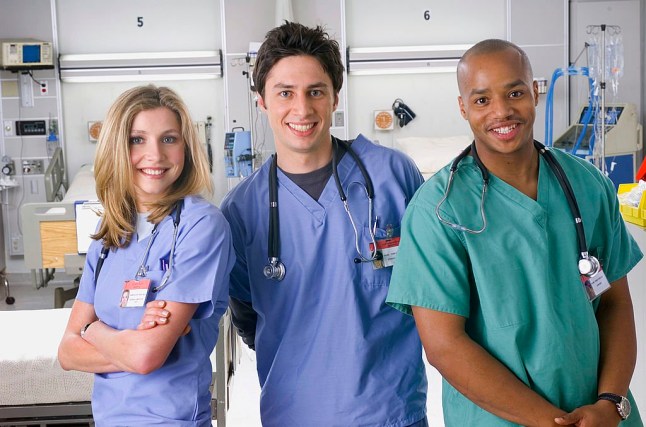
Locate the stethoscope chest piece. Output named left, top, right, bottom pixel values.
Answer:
left=264, top=257, right=286, bottom=281
left=578, top=256, right=600, bottom=277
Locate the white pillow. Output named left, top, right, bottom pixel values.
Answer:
left=394, top=135, right=472, bottom=179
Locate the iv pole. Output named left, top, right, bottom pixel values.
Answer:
left=587, top=24, right=621, bottom=175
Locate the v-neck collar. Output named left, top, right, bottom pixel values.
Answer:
left=275, top=138, right=363, bottom=222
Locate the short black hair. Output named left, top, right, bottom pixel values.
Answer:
left=253, top=21, right=345, bottom=98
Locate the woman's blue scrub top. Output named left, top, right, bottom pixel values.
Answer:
left=77, top=195, right=235, bottom=426
left=221, top=135, right=428, bottom=427
left=387, top=149, right=643, bottom=426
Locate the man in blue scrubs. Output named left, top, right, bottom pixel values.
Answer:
left=220, top=22, right=428, bottom=427
left=387, top=39, right=642, bottom=426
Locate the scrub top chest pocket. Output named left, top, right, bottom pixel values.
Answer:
left=361, top=224, right=401, bottom=287
left=116, top=269, right=166, bottom=330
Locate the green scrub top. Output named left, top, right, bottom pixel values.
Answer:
left=387, top=149, right=643, bottom=426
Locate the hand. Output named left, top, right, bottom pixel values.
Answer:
left=136, top=300, right=192, bottom=336
left=137, top=300, right=170, bottom=330
left=554, top=400, right=621, bottom=427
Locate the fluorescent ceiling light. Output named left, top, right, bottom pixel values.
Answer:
left=59, top=50, right=222, bottom=82
left=348, top=44, right=471, bottom=75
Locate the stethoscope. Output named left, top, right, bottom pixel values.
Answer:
left=264, top=137, right=380, bottom=281
left=436, top=140, right=601, bottom=277
left=95, top=200, right=184, bottom=290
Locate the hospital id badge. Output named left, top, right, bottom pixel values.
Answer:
left=120, top=278, right=151, bottom=308
left=580, top=268, right=611, bottom=302
left=369, top=237, right=400, bottom=269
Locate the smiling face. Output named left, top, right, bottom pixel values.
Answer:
left=457, top=47, right=539, bottom=161
left=258, top=55, right=339, bottom=171
left=129, top=107, right=185, bottom=212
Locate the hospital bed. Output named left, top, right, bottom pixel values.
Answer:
left=20, top=147, right=97, bottom=307
left=0, top=307, right=238, bottom=426
left=0, top=308, right=94, bottom=425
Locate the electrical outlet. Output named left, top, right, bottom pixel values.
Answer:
left=334, top=110, right=344, bottom=127
left=11, top=235, right=23, bottom=255
left=40, top=81, right=48, bottom=95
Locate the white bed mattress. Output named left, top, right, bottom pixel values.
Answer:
left=63, top=164, right=97, bottom=202
left=0, top=308, right=93, bottom=406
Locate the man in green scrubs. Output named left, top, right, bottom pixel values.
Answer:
left=387, top=39, right=643, bottom=426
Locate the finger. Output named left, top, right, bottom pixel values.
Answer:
left=555, top=411, right=581, bottom=425
left=136, top=320, right=158, bottom=330
left=146, top=300, right=167, bottom=309
left=142, top=308, right=170, bottom=318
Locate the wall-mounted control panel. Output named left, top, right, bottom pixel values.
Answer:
left=22, top=159, right=44, bottom=175
left=16, top=120, right=46, bottom=136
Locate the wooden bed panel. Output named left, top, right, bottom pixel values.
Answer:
left=40, top=220, right=77, bottom=268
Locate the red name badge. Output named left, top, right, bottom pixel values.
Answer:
left=369, top=237, right=401, bottom=269
left=120, top=278, right=151, bottom=308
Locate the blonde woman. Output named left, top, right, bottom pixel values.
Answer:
left=59, top=85, right=234, bottom=425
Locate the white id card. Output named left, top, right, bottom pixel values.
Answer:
left=580, top=269, right=611, bottom=302
left=120, top=278, right=151, bottom=308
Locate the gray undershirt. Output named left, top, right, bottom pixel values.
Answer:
left=281, top=144, right=346, bottom=201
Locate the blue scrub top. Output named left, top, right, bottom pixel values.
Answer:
left=77, top=195, right=234, bottom=426
left=221, top=135, right=428, bottom=427
left=387, top=149, right=643, bottom=426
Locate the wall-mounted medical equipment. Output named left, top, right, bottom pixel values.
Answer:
left=374, top=110, right=394, bottom=131
left=224, top=129, right=253, bottom=178
left=392, top=99, right=416, bottom=127
left=1, top=157, right=15, bottom=176
left=553, top=103, right=642, bottom=187
left=0, top=39, right=54, bottom=70
left=16, top=119, right=46, bottom=136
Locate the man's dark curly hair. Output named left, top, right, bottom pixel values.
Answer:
left=253, top=21, right=345, bottom=98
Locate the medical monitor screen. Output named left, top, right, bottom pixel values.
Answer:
left=578, top=106, right=624, bottom=126
left=22, top=45, right=41, bottom=63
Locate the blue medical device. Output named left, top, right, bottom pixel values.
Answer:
left=545, top=66, right=595, bottom=152
left=545, top=66, right=643, bottom=188
left=224, top=129, right=253, bottom=178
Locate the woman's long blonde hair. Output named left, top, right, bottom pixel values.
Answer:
left=92, top=85, right=213, bottom=248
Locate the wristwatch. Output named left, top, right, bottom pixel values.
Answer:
left=598, top=392, right=631, bottom=420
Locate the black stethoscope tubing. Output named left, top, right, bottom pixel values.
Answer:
left=331, top=139, right=375, bottom=201
left=94, top=200, right=183, bottom=286
left=441, top=140, right=596, bottom=273
left=265, top=137, right=376, bottom=281
left=535, top=141, right=589, bottom=259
